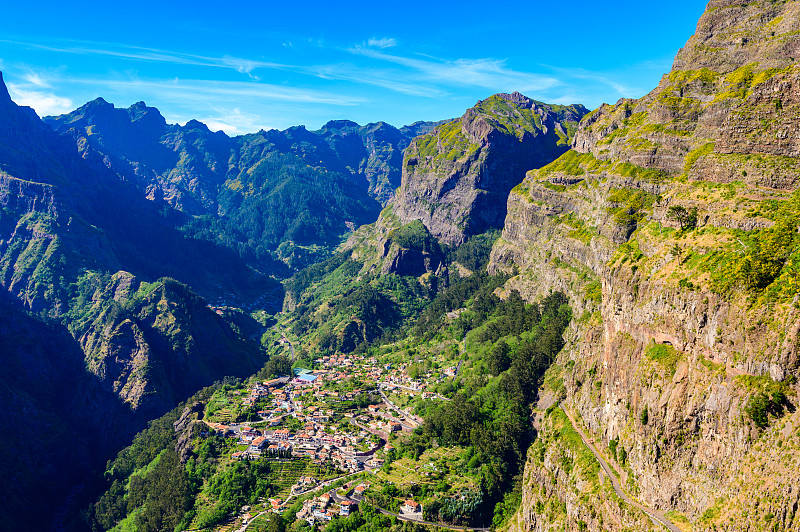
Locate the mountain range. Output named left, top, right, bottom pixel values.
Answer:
left=1, top=0, right=800, bottom=530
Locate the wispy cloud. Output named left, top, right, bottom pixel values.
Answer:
left=310, top=63, right=446, bottom=98
left=190, top=108, right=268, bottom=135
left=0, top=38, right=289, bottom=76
left=366, top=37, right=398, bottom=49
left=6, top=83, right=73, bottom=115
left=541, top=64, right=665, bottom=100
left=67, top=75, right=365, bottom=106
left=5, top=68, right=73, bottom=115
left=348, top=47, right=560, bottom=93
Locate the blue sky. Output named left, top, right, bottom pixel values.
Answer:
left=0, top=0, right=706, bottom=134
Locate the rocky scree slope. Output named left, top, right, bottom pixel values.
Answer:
left=489, top=1, right=800, bottom=530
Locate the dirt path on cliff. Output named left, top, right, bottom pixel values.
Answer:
left=562, top=408, right=681, bottom=532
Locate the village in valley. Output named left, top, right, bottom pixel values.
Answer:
left=197, top=343, right=461, bottom=530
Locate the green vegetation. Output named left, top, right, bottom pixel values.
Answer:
left=537, top=407, right=601, bottom=490
left=584, top=279, right=602, bottom=304
left=186, top=152, right=382, bottom=270
left=387, top=220, right=442, bottom=255
left=606, top=188, right=660, bottom=226
left=683, top=142, right=715, bottom=174
left=539, top=150, right=612, bottom=177
left=644, top=341, right=683, bottom=376
left=739, top=375, right=793, bottom=429
left=699, top=497, right=726, bottom=527
left=474, top=95, right=584, bottom=143
left=411, top=272, right=510, bottom=339
left=714, top=64, right=790, bottom=102
left=703, top=217, right=800, bottom=296
left=558, top=213, right=597, bottom=244
left=613, top=162, right=669, bottom=183
left=538, top=149, right=668, bottom=184
left=407, top=291, right=572, bottom=526
left=666, top=205, right=698, bottom=230
left=444, top=230, right=500, bottom=272
left=412, top=119, right=479, bottom=163
left=91, top=386, right=218, bottom=531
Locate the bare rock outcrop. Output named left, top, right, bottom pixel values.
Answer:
left=392, top=93, right=588, bottom=245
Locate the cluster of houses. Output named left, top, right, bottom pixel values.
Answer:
left=201, top=348, right=462, bottom=529
left=295, top=483, right=369, bottom=526
left=206, top=408, right=386, bottom=472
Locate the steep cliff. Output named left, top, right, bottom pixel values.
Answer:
left=392, top=93, right=588, bottom=245
left=491, top=1, right=800, bottom=530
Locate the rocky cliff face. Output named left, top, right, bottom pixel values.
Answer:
left=490, top=1, right=800, bottom=530
left=392, top=93, right=588, bottom=245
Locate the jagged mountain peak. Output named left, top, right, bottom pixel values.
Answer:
left=490, top=2, right=800, bottom=530
left=0, top=71, right=12, bottom=105
left=319, top=119, right=362, bottom=132
left=672, top=0, right=800, bottom=72
left=390, top=91, right=588, bottom=244
left=570, top=0, right=800, bottom=184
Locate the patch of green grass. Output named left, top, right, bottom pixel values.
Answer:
left=684, top=142, right=716, bottom=174
left=539, top=150, right=612, bottom=177
left=644, top=341, right=682, bottom=376
left=714, top=64, right=790, bottom=101
left=699, top=497, right=726, bottom=526
left=584, top=279, right=602, bottom=304
left=606, top=187, right=660, bottom=225
left=549, top=408, right=600, bottom=489
left=698, top=355, right=726, bottom=377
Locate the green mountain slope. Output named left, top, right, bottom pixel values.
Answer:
left=0, top=72, right=273, bottom=530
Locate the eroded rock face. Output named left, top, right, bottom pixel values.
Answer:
left=392, top=93, right=588, bottom=245
left=492, top=1, right=800, bottom=530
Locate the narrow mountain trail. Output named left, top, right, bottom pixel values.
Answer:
left=562, top=409, right=681, bottom=532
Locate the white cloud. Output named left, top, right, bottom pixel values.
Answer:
left=366, top=37, right=398, bottom=49
left=22, top=71, right=49, bottom=87
left=2, top=37, right=555, bottom=100
left=545, top=93, right=587, bottom=106
left=311, top=63, right=446, bottom=98
left=63, top=76, right=364, bottom=106
left=0, top=39, right=289, bottom=76
left=540, top=64, right=653, bottom=100
left=191, top=108, right=268, bottom=135
left=6, top=83, right=73, bottom=115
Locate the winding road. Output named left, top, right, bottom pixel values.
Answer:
left=378, top=386, right=420, bottom=428
left=562, top=409, right=681, bottom=532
